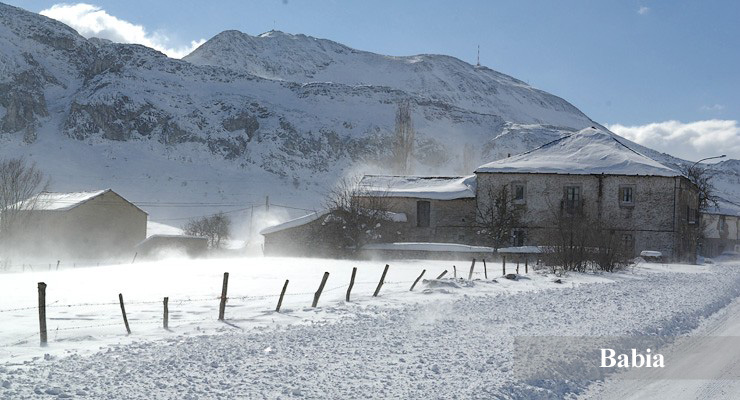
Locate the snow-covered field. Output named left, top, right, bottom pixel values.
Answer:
left=2, top=257, right=740, bottom=398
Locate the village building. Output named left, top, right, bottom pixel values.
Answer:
left=11, top=189, right=147, bottom=260
left=261, top=128, right=700, bottom=262
left=701, top=202, right=740, bottom=258
left=474, top=128, right=700, bottom=262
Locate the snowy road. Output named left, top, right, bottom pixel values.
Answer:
left=2, top=263, right=740, bottom=399
left=583, top=290, right=740, bottom=399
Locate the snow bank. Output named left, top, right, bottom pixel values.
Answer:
left=2, top=261, right=739, bottom=399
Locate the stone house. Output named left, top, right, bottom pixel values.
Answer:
left=474, top=129, right=700, bottom=261
left=701, top=203, right=740, bottom=257
left=261, top=176, right=477, bottom=256
left=262, top=128, right=699, bottom=261
left=11, top=189, right=148, bottom=260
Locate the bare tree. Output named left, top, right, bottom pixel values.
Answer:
left=539, top=200, right=630, bottom=273
left=183, top=212, right=231, bottom=249
left=680, top=164, right=719, bottom=212
left=322, top=176, right=393, bottom=255
left=392, top=100, right=415, bottom=174
left=0, top=158, right=48, bottom=257
left=476, top=185, right=525, bottom=250
left=680, top=164, right=717, bottom=258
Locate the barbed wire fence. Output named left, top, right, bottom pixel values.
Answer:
left=0, top=261, right=496, bottom=349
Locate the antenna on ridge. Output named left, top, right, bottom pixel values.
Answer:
left=476, top=45, right=480, bottom=67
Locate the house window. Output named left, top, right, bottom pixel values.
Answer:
left=513, top=183, right=526, bottom=204
left=511, top=229, right=526, bottom=247
left=564, top=186, right=581, bottom=210
left=622, top=234, right=634, bottom=251
left=619, top=185, right=635, bottom=206
left=687, top=206, right=696, bottom=224
left=416, top=201, right=430, bottom=227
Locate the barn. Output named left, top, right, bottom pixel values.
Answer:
left=11, top=189, right=147, bottom=260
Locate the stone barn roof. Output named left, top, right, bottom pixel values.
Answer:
left=476, top=127, right=682, bottom=177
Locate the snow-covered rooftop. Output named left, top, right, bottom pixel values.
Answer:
left=475, top=127, right=682, bottom=177
left=260, top=208, right=408, bottom=235
left=260, top=210, right=330, bottom=235
left=23, top=189, right=110, bottom=211
left=358, top=175, right=477, bottom=200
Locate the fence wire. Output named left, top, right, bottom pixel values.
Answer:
left=0, top=270, right=454, bottom=347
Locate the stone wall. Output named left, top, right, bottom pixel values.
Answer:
left=476, top=173, right=699, bottom=261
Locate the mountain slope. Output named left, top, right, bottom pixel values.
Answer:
left=0, top=2, right=736, bottom=236
left=184, top=30, right=593, bottom=128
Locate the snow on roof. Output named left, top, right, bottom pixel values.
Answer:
left=358, top=175, right=477, bottom=200
left=362, top=242, right=494, bottom=253
left=475, top=127, right=681, bottom=177
left=23, top=189, right=110, bottom=211
left=260, top=210, right=330, bottom=235
left=362, top=242, right=543, bottom=254
left=705, top=199, right=740, bottom=217
left=260, top=209, right=408, bottom=235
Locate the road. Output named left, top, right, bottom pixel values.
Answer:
left=584, top=294, right=740, bottom=399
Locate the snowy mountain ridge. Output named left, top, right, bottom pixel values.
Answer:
left=0, top=1, right=737, bottom=230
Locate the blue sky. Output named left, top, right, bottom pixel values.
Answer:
left=6, top=0, right=740, bottom=160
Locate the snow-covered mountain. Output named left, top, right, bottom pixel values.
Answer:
left=183, top=30, right=591, bottom=128
left=0, top=2, right=737, bottom=234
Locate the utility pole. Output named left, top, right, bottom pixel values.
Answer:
left=476, top=45, right=480, bottom=67
left=265, top=195, right=270, bottom=212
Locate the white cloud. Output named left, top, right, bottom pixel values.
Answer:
left=637, top=6, right=650, bottom=15
left=40, top=3, right=205, bottom=58
left=607, top=120, right=740, bottom=162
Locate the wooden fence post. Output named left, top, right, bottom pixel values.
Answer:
left=502, top=256, right=506, bottom=276
left=55, top=260, right=60, bottom=271
left=436, top=270, right=448, bottom=279
left=218, top=272, right=229, bottom=321
left=119, top=293, right=131, bottom=334
left=131, top=252, right=137, bottom=264
left=163, top=297, right=169, bottom=329
left=373, top=264, right=389, bottom=297
left=483, top=259, right=488, bottom=279
left=276, top=279, right=289, bottom=312
left=453, top=265, right=457, bottom=278
left=38, top=282, right=47, bottom=346
left=525, top=257, right=529, bottom=274
left=346, top=267, right=357, bottom=302
left=517, top=258, right=520, bottom=274
left=410, top=269, right=426, bottom=291
left=468, top=258, right=476, bottom=280
left=312, top=272, right=330, bottom=307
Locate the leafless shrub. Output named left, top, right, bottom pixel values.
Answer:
left=476, top=184, right=525, bottom=250
left=183, top=212, right=231, bottom=249
left=540, top=199, right=630, bottom=273
left=0, top=158, right=48, bottom=261
left=322, top=176, right=393, bottom=256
